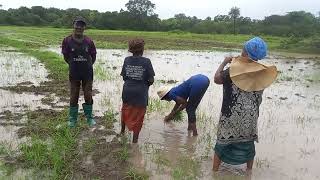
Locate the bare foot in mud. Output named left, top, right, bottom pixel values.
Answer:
left=245, top=169, right=252, bottom=180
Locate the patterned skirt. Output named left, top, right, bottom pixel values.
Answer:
left=121, top=103, right=146, bottom=134
left=214, top=141, right=255, bottom=165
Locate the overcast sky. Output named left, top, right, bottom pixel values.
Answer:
left=0, top=0, right=319, bottom=20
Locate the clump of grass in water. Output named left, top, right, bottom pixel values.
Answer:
left=115, top=135, right=129, bottom=162
left=125, top=168, right=149, bottom=180
left=94, top=64, right=113, bottom=81
left=103, top=110, right=117, bottom=129
left=147, top=98, right=171, bottom=113
left=171, top=155, right=200, bottom=180
left=83, top=138, right=98, bottom=153
left=152, top=148, right=171, bottom=172
left=0, top=141, right=15, bottom=158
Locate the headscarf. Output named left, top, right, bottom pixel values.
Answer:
left=128, top=39, right=145, bottom=54
left=244, top=37, right=267, bottom=61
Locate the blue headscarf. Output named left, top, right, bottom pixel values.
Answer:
left=244, top=37, right=267, bottom=61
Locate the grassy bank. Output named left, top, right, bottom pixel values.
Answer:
left=1, top=25, right=318, bottom=55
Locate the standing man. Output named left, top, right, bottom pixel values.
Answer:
left=61, top=17, right=97, bottom=127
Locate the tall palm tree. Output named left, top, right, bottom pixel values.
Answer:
left=228, top=7, right=240, bottom=35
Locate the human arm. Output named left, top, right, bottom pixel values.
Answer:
left=61, top=38, right=69, bottom=64
left=164, top=96, right=187, bottom=122
left=147, top=59, right=155, bottom=86
left=120, top=59, right=127, bottom=81
left=214, top=57, right=233, bottom=84
left=89, top=40, right=97, bottom=64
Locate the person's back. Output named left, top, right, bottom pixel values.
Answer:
left=120, top=39, right=155, bottom=143
left=218, top=68, right=263, bottom=144
left=121, top=55, right=154, bottom=107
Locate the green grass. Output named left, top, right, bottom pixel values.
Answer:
left=115, top=136, right=130, bottom=162
left=83, top=138, right=98, bottom=153
left=125, top=168, right=149, bottom=180
left=102, top=110, right=117, bottom=129
left=1, top=25, right=314, bottom=54
left=171, top=155, right=200, bottom=180
left=94, top=64, right=113, bottom=81
left=0, top=36, right=68, bottom=81
left=152, top=149, right=170, bottom=172
left=18, top=110, right=81, bottom=179
left=147, top=98, right=171, bottom=113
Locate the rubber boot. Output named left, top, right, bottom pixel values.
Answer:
left=189, top=123, right=198, bottom=136
left=68, top=105, right=79, bottom=128
left=82, top=103, right=96, bottom=126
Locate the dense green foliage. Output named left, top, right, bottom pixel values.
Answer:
left=0, top=0, right=319, bottom=38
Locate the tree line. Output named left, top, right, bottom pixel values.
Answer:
left=0, top=0, right=319, bottom=38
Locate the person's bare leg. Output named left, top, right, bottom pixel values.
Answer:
left=246, top=159, right=254, bottom=176
left=132, top=132, right=139, bottom=143
left=247, top=159, right=254, bottom=170
left=120, top=121, right=125, bottom=135
left=212, top=153, right=221, bottom=171
left=188, top=122, right=198, bottom=136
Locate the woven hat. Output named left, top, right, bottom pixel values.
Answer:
left=230, top=56, right=278, bottom=92
left=157, top=86, right=172, bottom=100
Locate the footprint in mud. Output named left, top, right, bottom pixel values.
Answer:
left=279, top=97, right=288, bottom=100
left=295, top=93, right=306, bottom=98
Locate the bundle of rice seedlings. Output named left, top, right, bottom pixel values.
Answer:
left=172, top=111, right=184, bottom=123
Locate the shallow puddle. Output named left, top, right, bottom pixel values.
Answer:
left=0, top=49, right=48, bottom=87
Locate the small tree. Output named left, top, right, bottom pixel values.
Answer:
left=228, top=7, right=240, bottom=35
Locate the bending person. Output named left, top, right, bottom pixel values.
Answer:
left=157, top=74, right=210, bottom=136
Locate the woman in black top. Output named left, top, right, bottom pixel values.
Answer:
left=120, top=39, right=155, bottom=143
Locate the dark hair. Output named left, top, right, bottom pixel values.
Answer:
left=128, top=39, right=145, bottom=54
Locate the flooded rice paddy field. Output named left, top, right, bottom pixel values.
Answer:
left=1, top=47, right=320, bottom=179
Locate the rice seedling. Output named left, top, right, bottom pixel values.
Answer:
left=102, top=110, right=117, bottom=129
left=152, top=148, right=171, bottom=172
left=125, top=168, right=149, bottom=180
left=83, top=138, right=98, bottom=153
left=94, top=64, right=113, bottom=81
left=171, top=155, right=200, bottom=180
left=255, top=158, right=270, bottom=169
left=147, top=98, right=171, bottom=113
left=115, top=135, right=130, bottom=162
left=171, top=111, right=184, bottom=123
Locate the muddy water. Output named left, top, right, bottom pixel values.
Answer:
left=1, top=48, right=320, bottom=179
left=0, top=49, right=52, bottom=178
left=0, top=49, right=48, bottom=87
left=0, top=48, right=51, bottom=114
left=51, top=48, right=319, bottom=179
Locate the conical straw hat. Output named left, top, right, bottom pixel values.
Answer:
left=157, top=86, right=172, bottom=99
left=230, top=56, right=278, bottom=92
